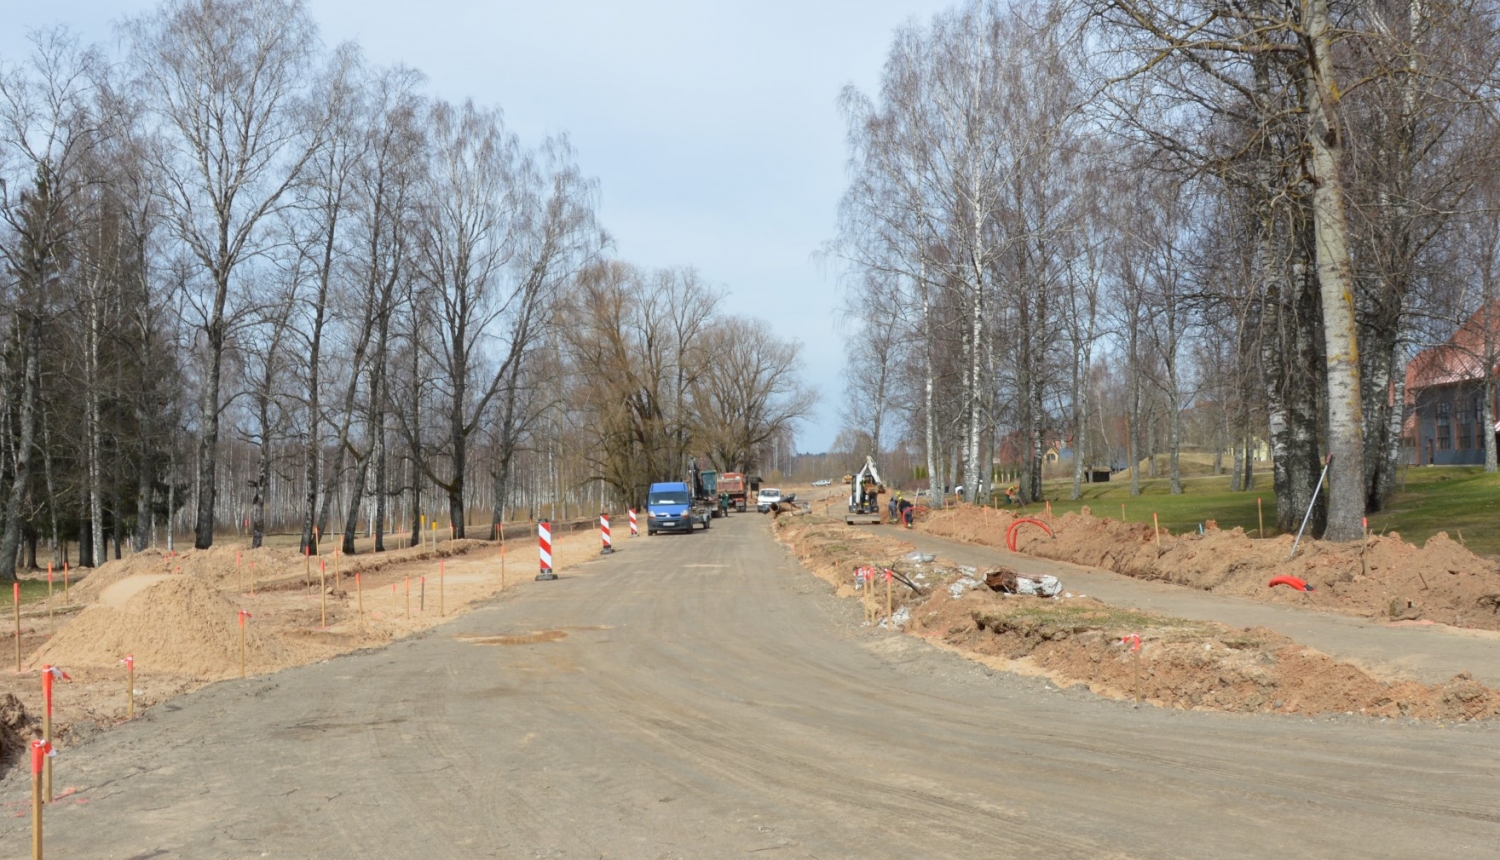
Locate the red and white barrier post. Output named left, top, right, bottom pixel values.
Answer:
left=537, top=520, right=556, bottom=581
left=600, top=512, right=614, bottom=555
left=628, top=508, right=638, bottom=537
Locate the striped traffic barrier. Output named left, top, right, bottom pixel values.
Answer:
left=600, top=512, right=614, bottom=554
left=537, top=520, right=556, bottom=581
left=628, top=508, right=638, bottom=537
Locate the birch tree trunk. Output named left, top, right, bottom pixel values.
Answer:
left=1304, top=0, right=1367, bottom=541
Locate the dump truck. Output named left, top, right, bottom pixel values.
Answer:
left=719, top=472, right=748, bottom=512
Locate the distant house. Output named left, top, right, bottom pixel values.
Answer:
left=1404, top=303, right=1500, bottom=465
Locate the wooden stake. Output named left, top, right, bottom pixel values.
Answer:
left=356, top=573, right=363, bottom=616
left=125, top=656, right=135, bottom=720
left=1120, top=503, right=1126, bottom=522
left=1133, top=647, right=1142, bottom=704
left=1153, top=513, right=1162, bottom=550
left=1257, top=497, right=1264, bottom=539
left=304, top=547, right=311, bottom=588
left=319, top=560, right=327, bottom=628
left=885, top=569, right=893, bottom=627
left=46, top=568, right=53, bottom=632
left=62, top=563, right=68, bottom=605
left=239, top=612, right=247, bottom=679
left=420, top=576, right=426, bottom=613
left=41, top=673, right=52, bottom=803
left=500, top=527, right=507, bottom=589
left=439, top=560, right=445, bottom=617
left=14, top=582, right=20, bottom=674
left=405, top=575, right=411, bottom=619
left=237, top=551, right=243, bottom=595
left=31, top=743, right=43, bottom=860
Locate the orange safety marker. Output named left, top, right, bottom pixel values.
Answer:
left=122, top=655, right=135, bottom=719
left=41, top=665, right=68, bottom=802
left=237, top=610, right=252, bottom=678
left=32, top=738, right=52, bottom=859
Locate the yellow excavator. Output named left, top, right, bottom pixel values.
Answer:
left=845, top=456, right=886, bottom=525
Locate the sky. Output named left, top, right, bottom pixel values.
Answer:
left=0, top=0, right=955, bottom=452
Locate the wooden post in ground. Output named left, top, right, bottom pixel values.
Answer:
left=31, top=740, right=45, bottom=860
left=1257, top=497, right=1264, bottom=539
left=356, top=573, right=363, bottom=616
left=439, top=560, right=445, bottom=617
left=13, top=582, right=20, bottom=673
left=885, top=569, right=893, bottom=627
left=238, top=611, right=250, bottom=678
left=1153, top=513, right=1161, bottom=551
left=46, top=567, right=53, bottom=632
left=124, top=655, right=135, bottom=720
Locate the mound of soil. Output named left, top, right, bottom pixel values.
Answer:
left=912, top=587, right=1500, bottom=719
left=32, top=576, right=286, bottom=680
left=0, top=693, right=34, bottom=772
left=920, top=506, right=1500, bottom=630
left=782, top=514, right=1500, bottom=720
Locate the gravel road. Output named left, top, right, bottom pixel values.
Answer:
left=3, top=514, right=1497, bottom=859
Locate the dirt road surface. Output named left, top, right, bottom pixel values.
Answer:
left=3, top=515, right=1498, bottom=858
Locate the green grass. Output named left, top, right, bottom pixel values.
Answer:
left=7, top=578, right=59, bottom=608
left=1004, top=464, right=1500, bottom=557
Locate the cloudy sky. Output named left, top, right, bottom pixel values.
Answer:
left=1, top=0, right=954, bottom=451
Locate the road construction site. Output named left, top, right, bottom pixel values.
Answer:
left=2, top=504, right=1499, bottom=858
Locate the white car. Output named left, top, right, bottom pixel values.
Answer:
left=812, top=478, right=832, bottom=486
left=757, top=488, right=782, bottom=512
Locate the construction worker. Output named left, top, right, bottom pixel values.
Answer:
left=888, top=492, right=899, bottom=523
left=897, top=494, right=915, bottom=529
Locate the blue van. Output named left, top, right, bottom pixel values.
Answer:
left=647, top=481, right=708, bottom=535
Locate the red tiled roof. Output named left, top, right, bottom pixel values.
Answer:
left=1406, top=301, right=1500, bottom=391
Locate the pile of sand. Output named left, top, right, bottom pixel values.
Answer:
left=912, top=586, right=1500, bottom=720
left=920, top=506, right=1500, bottom=629
left=31, top=576, right=285, bottom=680
left=780, top=513, right=1500, bottom=719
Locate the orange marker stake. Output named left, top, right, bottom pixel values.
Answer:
left=238, top=611, right=251, bottom=678
left=122, top=655, right=135, bottom=720
left=31, top=738, right=50, bottom=859
left=41, top=665, right=68, bottom=802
